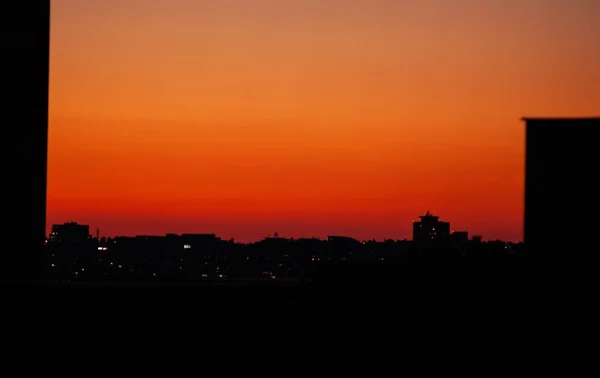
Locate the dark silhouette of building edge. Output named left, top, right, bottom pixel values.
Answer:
left=1, top=2, right=49, bottom=283
left=523, top=116, right=600, bottom=285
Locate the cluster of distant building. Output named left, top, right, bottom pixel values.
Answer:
left=48, top=211, right=476, bottom=246
left=46, top=212, right=524, bottom=282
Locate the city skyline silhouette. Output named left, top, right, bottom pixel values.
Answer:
left=5, top=1, right=600, bottom=370
left=48, top=209, right=478, bottom=242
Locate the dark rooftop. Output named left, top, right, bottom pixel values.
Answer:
left=522, top=117, right=600, bottom=122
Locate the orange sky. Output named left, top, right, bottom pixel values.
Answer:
left=47, top=0, right=600, bottom=242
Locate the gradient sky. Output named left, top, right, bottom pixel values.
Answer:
left=48, top=0, right=600, bottom=242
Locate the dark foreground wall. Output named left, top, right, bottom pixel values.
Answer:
left=524, top=117, right=599, bottom=260
left=0, top=2, right=50, bottom=282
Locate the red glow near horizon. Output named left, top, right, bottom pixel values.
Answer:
left=47, top=0, right=600, bottom=242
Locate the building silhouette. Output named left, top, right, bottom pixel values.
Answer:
left=49, top=222, right=91, bottom=244
left=523, top=117, right=600, bottom=261
left=451, top=231, right=468, bottom=243
left=450, top=231, right=469, bottom=251
left=412, top=211, right=450, bottom=243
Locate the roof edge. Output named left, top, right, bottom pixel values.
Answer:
left=521, top=117, right=600, bottom=122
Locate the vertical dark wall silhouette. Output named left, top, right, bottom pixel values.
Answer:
left=1, top=2, right=50, bottom=282
left=524, top=117, right=600, bottom=264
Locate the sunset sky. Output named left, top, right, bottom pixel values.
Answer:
left=48, top=0, right=600, bottom=242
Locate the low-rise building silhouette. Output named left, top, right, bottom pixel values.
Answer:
left=451, top=231, right=469, bottom=251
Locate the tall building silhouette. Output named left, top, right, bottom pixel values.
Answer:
left=412, top=211, right=450, bottom=242
left=523, top=117, right=600, bottom=261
